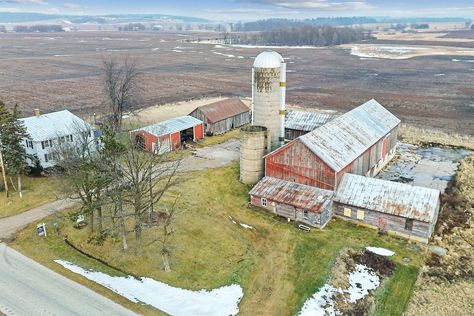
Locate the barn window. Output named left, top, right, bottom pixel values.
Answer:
left=343, top=207, right=352, bottom=217
left=303, top=210, right=309, bottom=219
left=405, top=218, right=414, bottom=231
left=357, top=210, right=365, bottom=221
left=261, top=198, right=267, bottom=207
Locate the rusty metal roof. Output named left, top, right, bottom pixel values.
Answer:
left=134, top=115, right=202, bottom=137
left=285, top=110, right=338, bottom=132
left=300, top=99, right=401, bottom=172
left=334, top=174, right=440, bottom=222
left=249, top=177, right=334, bottom=213
left=193, top=98, right=249, bottom=124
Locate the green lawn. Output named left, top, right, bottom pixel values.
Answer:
left=0, top=176, right=61, bottom=218
left=10, top=163, right=424, bottom=315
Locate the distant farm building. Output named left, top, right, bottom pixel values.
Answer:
left=265, top=99, right=400, bottom=191
left=130, top=116, right=204, bottom=154
left=250, top=177, right=334, bottom=229
left=334, top=174, right=441, bottom=243
left=285, top=110, right=338, bottom=140
left=189, top=98, right=250, bottom=136
left=20, top=109, right=95, bottom=168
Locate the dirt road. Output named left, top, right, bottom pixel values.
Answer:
left=0, top=243, right=136, bottom=316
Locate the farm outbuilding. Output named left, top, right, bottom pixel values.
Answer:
left=249, top=176, right=334, bottom=228
left=130, top=116, right=204, bottom=155
left=189, top=98, right=250, bottom=136
left=333, top=174, right=441, bottom=243
left=265, top=99, right=400, bottom=191
left=285, top=110, right=338, bottom=140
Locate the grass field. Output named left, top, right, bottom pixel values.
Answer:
left=0, top=175, right=61, bottom=218
left=10, top=163, right=424, bottom=315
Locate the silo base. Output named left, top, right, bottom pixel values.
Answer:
left=240, top=126, right=268, bottom=184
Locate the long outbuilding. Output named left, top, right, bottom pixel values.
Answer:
left=249, top=176, right=334, bottom=229
left=189, top=98, right=250, bottom=136
left=285, top=109, right=338, bottom=140
left=333, top=174, right=441, bottom=243
left=130, top=116, right=204, bottom=154
left=265, top=99, right=400, bottom=191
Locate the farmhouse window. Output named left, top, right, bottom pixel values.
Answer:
left=44, top=153, right=54, bottom=163
left=303, top=210, right=309, bottom=219
left=343, top=207, right=351, bottom=217
left=59, top=136, right=66, bottom=144
left=25, top=140, right=33, bottom=149
left=405, top=218, right=414, bottom=231
left=357, top=210, right=365, bottom=220
left=261, top=198, right=267, bottom=207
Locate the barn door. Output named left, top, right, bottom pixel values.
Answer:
left=276, top=204, right=296, bottom=220
left=156, top=138, right=171, bottom=155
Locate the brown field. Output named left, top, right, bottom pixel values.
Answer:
left=0, top=31, right=473, bottom=135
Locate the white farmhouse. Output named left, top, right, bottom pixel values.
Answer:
left=19, top=109, right=95, bottom=168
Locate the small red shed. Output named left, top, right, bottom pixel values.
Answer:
left=130, top=116, right=204, bottom=154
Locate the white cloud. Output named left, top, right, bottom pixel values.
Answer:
left=239, top=0, right=372, bottom=11
left=63, top=2, right=81, bottom=10
left=0, top=0, right=48, bottom=5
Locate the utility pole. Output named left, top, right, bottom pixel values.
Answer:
left=0, top=149, right=9, bottom=199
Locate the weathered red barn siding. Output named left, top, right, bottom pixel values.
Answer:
left=130, top=130, right=158, bottom=152
left=170, top=132, right=181, bottom=150
left=265, top=140, right=336, bottom=190
left=194, top=124, right=204, bottom=139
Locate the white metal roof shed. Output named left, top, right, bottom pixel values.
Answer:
left=19, top=110, right=91, bottom=142
left=285, top=110, right=338, bottom=132
left=334, top=174, right=440, bottom=223
left=300, top=99, right=401, bottom=172
left=135, top=116, right=203, bottom=138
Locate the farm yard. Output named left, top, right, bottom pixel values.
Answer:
left=0, top=24, right=473, bottom=316
left=0, top=30, right=473, bottom=135
left=10, top=163, right=426, bottom=316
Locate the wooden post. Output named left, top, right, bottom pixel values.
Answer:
left=0, top=149, right=9, bottom=198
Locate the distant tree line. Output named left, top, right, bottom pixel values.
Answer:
left=233, top=17, right=377, bottom=32
left=229, top=25, right=372, bottom=47
left=13, top=25, right=64, bottom=33
left=0, top=25, right=5, bottom=33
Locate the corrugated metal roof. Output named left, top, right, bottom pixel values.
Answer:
left=136, top=116, right=202, bottom=137
left=285, top=110, right=338, bottom=131
left=334, top=174, right=440, bottom=222
left=300, top=99, right=401, bottom=172
left=249, top=177, right=334, bottom=213
left=19, top=110, right=91, bottom=142
left=194, top=98, right=249, bottom=123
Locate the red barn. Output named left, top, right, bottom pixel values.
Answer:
left=130, top=116, right=204, bottom=154
left=264, top=99, right=400, bottom=191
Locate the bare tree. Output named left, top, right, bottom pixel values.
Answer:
left=121, top=142, right=181, bottom=256
left=103, top=58, right=139, bottom=133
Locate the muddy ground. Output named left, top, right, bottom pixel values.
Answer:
left=0, top=31, right=473, bottom=135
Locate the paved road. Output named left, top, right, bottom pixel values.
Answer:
left=0, top=243, right=136, bottom=316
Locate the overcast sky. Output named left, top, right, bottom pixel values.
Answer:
left=1, top=0, right=474, bottom=20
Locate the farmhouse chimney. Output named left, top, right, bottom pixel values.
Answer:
left=34, top=108, right=40, bottom=117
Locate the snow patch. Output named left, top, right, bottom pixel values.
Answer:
left=239, top=223, right=255, bottom=230
left=172, top=49, right=183, bottom=53
left=366, top=247, right=395, bottom=257
left=53, top=54, right=72, bottom=57
left=55, top=260, right=243, bottom=316
left=152, top=48, right=160, bottom=51
left=298, top=264, right=380, bottom=315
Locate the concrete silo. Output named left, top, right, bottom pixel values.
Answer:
left=240, top=125, right=268, bottom=184
left=252, top=50, right=286, bottom=151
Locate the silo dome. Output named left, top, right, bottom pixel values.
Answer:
left=253, top=50, right=283, bottom=68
